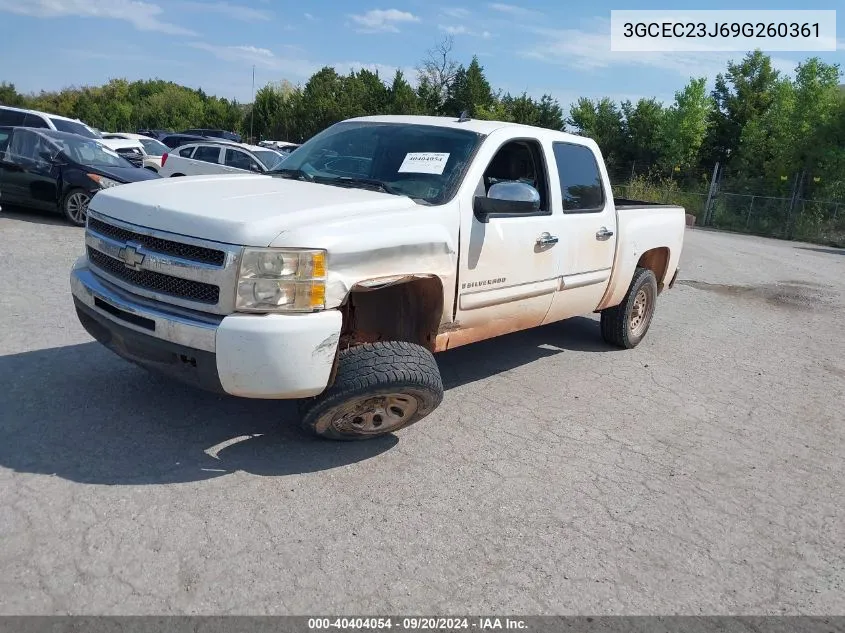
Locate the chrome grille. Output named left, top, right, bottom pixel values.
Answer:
left=87, top=247, right=220, bottom=304
left=87, top=217, right=225, bottom=266
left=84, top=211, right=242, bottom=315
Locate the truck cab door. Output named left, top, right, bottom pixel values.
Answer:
left=452, top=137, right=562, bottom=345
left=542, top=141, right=618, bottom=324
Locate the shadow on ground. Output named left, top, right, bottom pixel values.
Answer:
left=0, top=205, right=74, bottom=227
left=794, top=246, right=845, bottom=256
left=0, top=317, right=613, bottom=485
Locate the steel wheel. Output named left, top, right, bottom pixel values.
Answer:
left=629, top=288, right=651, bottom=338
left=64, top=191, right=90, bottom=226
left=318, top=392, right=421, bottom=436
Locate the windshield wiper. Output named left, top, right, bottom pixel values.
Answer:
left=314, top=176, right=402, bottom=196
left=269, top=167, right=313, bottom=181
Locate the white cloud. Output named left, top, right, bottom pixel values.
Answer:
left=441, top=7, right=470, bottom=19
left=189, top=42, right=314, bottom=74
left=177, top=1, right=271, bottom=22
left=349, top=8, right=420, bottom=33
left=304, top=12, right=315, bottom=20
left=521, top=21, right=798, bottom=82
left=189, top=42, right=415, bottom=85
left=487, top=3, right=538, bottom=17
left=0, top=0, right=195, bottom=35
left=438, top=24, right=492, bottom=38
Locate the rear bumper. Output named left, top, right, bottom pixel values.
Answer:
left=70, top=257, right=342, bottom=399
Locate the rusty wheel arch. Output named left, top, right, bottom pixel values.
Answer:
left=637, top=247, right=670, bottom=293
left=337, top=275, right=446, bottom=353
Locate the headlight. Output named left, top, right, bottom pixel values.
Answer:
left=235, top=248, right=327, bottom=312
left=87, top=174, right=122, bottom=189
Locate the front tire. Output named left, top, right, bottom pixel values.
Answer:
left=299, top=341, right=444, bottom=441
left=62, top=189, right=91, bottom=226
left=600, top=267, right=658, bottom=349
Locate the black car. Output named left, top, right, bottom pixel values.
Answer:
left=159, top=133, right=213, bottom=149
left=137, top=128, right=171, bottom=140
left=0, top=127, right=160, bottom=226
left=182, top=128, right=242, bottom=143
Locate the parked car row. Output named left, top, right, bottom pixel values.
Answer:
left=159, top=140, right=287, bottom=177
left=0, top=105, right=298, bottom=224
left=0, top=126, right=159, bottom=225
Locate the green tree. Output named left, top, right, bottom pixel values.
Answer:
left=661, top=78, right=713, bottom=171
left=621, top=98, right=666, bottom=169
left=0, top=82, right=25, bottom=106
left=706, top=50, right=781, bottom=163
left=444, top=56, right=494, bottom=116
left=388, top=70, right=421, bottom=114
left=568, top=97, right=626, bottom=169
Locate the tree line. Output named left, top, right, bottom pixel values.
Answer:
left=1, top=39, right=843, bottom=207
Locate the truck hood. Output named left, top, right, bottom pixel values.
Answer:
left=88, top=174, right=420, bottom=246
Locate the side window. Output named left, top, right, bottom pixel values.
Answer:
left=224, top=149, right=253, bottom=170
left=552, top=142, right=605, bottom=213
left=23, top=113, right=50, bottom=129
left=192, top=145, right=221, bottom=163
left=9, top=129, right=39, bottom=163
left=178, top=146, right=196, bottom=158
left=0, top=109, right=27, bottom=126
left=0, top=130, right=10, bottom=156
left=481, top=139, right=550, bottom=213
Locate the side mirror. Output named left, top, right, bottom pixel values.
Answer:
left=474, top=181, right=541, bottom=220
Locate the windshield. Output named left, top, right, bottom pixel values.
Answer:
left=140, top=138, right=168, bottom=156
left=50, top=136, right=133, bottom=168
left=253, top=149, right=284, bottom=170
left=49, top=118, right=99, bottom=139
left=274, top=122, right=482, bottom=204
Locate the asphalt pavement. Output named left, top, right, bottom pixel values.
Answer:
left=1, top=207, right=843, bottom=615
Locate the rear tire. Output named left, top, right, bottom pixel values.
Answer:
left=61, top=188, right=91, bottom=226
left=298, top=341, right=444, bottom=441
left=600, top=267, right=658, bottom=349
left=170, top=173, right=185, bottom=177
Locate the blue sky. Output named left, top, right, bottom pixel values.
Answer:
left=0, top=0, right=843, bottom=113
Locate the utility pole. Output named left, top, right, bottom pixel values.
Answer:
left=250, top=64, right=255, bottom=143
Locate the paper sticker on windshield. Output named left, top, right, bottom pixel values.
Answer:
left=398, top=152, right=450, bottom=175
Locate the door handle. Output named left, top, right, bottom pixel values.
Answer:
left=536, top=232, right=559, bottom=246
left=596, top=227, right=614, bottom=241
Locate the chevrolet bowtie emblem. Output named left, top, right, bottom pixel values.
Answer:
left=118, top=244, right=145, bottom=270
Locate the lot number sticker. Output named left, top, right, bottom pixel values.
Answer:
left=398, top=152, right=450, bottom=175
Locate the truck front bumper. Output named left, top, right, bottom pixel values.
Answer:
left=70, top=257, right=342, bottom=399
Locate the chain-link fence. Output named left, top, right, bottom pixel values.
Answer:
left=608, top=161, right=845, bottom=247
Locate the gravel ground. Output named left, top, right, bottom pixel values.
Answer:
left=1, top=207, right=843, bottom=615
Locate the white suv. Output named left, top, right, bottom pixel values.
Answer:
left=0, top=105, right=99, bottom=138
left=159, top=141, right=286, bottom=177
left=101, top=133, right=170, bottom=172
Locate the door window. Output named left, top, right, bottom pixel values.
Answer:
left=178, top=146, right=196, bottom=158
left=0, top=108, right=27, bottom=126
left=192, top=145, right=221, bottom=163
left=481, top=139, right=550, bottom=215
left=551, top=142, right=605, bottom=213
left=23, top=113, right=50, bottom=129
left=8, top=129, right=40, bottom=163
left=224, top=149, right=255, bottom=170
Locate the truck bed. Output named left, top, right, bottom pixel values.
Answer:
left=613, top=197, right=681, bottom=211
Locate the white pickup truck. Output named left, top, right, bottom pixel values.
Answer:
left=69, top=115, right=685, bottom=440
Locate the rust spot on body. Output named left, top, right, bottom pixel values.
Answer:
left=434, top=314, right=541, bottom=352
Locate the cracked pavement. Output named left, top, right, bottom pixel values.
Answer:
left=1, top=209, right=843, bottom=615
